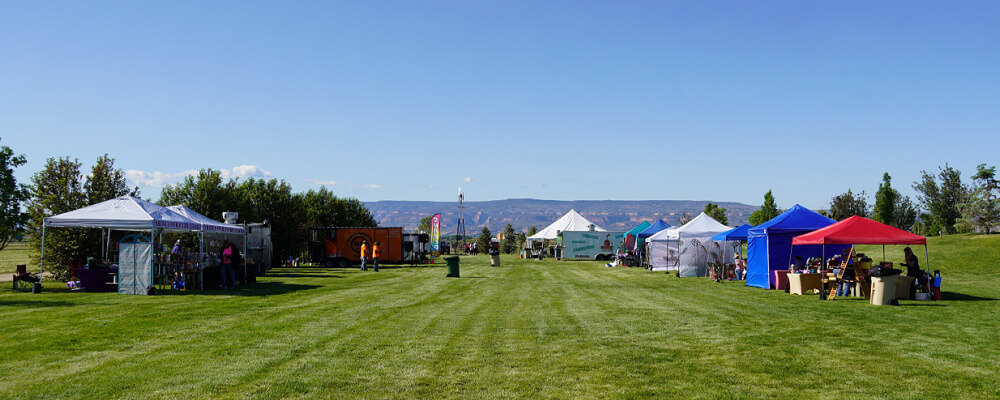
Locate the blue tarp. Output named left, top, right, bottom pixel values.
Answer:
left=623, top=221, right=651, bottom=251
left=711, top=224, right=752, bottom=241
left=746, top=205, right=849, bottom=289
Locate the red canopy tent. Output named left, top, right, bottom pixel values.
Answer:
left=792, top=216, right=926, bottom=246
left=792, top=216, right=930, bottom=299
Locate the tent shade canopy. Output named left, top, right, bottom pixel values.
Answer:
left=168, top=205, right=246, bottom=234
left=637, top=220, right=671, bottom=238
left=623, top=221, right=651, bottom=251
left=711, top=224, right=752, bottom=241
left=527, top=209, right=605, bottom=240
left=44, top=196, right=201, bottom=231
left=791, top=216, right=926, bottom=246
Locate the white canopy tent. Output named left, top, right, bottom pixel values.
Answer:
left=41, top=196, right=203, bottom=294
left=647, top=212, right=732, bottom=276
left=168, top=205, right=248, bottom=289
left=527, top=209, right=606, bottom=240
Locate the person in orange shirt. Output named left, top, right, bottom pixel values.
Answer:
left=372, top=242, right=381, bottom=272
left=360, top=240, right=368, bottom=271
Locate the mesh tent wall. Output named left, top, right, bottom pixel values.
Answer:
left=647, top=213, right=731, bottom=276
left=745, top=205, right=850, bottom=289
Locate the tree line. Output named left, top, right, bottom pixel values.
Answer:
left=0, top=142, right=375, bottom=280
left=746, top=164, right=1000, bottom=235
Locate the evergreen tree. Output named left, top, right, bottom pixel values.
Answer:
left=913, top=164, right=967, bottom=234
left=528, top=226, right=537, bottom=236
left=703, top=202, right=728, bottom=225
left=477, top=226, right=492, bottom=254
left=0, top=139, right=29, bottom=251
left=748, top=190, right=781, bottom=225
left=500, top=223, right=517, bottom=254
left=873, top=172, right=918, bottom=230
left=417, top=216, right=432, bottom=233
left=828, top=189, right=869, bottom=221
left=958, top=164, right=1000, bottom=234
left=85, top=154, right=138, bottom=204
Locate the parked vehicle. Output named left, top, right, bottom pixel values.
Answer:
left=308, top=227, right=427, bottom=267
left=558, top=230, right=626, bottom=261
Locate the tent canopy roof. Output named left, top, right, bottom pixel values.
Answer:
left=624, top=221, right=651, bottom=237
left=527, top=209, right=606, bottom=240
left=712, top=224, right=752, bottom=241
left=747, top=204, right=835, bottom=236
left=792, top=215, right=926, bottom=245
left=167, top=205, right=246, bottom=234
left=636, top=220, right=671, bottom=238
left=44, top=196, right=201, bottom=231
left=651, top=212, right=730, bottom=240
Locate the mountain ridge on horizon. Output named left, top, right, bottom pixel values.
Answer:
left=365, top=198, right=759, bottom=233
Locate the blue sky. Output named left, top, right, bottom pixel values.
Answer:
left=2, top=1, right=998, bottom=210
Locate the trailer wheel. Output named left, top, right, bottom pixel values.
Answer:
left=337, top=259, right=349, bottom=268
left=323, top=258, right=334, bottom=268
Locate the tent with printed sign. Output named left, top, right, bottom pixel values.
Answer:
left=647, top=212, right=731, bottom=276
left=527, top=209, right=606, bottom=240
left=746, top=205, right=849, bottom=289
left=622, top=221, right=651, bottom=252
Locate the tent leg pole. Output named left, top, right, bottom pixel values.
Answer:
left=882, top=245, right=885, bottom=262
left=40, top=225, right=46, bottom=277
left=820, top=245, right=826, bottom=300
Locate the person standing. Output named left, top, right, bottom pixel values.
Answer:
left=360, top=240, right=368, bottom=271
left=372, top=241, right=380, bottom=272
left=219, top=240, right=237, bottom=289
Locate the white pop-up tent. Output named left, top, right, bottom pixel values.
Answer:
left=647, top=212, right=732, bottom=277
left=41, top=196, right=203, bottom=294
left=527, top=209, right=606, bottom=240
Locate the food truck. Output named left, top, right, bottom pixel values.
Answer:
left=558, top=230, right=626, bottom=261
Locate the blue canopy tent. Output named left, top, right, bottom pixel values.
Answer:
left=623, top=221, right=651, bottom=252
left=636, top=220, right=671, bottom=268
left=746, top=205, right=849, bottom=289
left=711, top=224, right=752, bottom=241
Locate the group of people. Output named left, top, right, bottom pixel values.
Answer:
left=359, top=240, right=381, bottom=272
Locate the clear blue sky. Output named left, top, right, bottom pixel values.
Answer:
left=3, top=1, right=998, bottom=210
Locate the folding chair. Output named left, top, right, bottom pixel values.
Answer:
left=13, top=264, right=39, bottom=290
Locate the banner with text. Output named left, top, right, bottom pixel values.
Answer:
left=431, top=213, right=441, bottom=257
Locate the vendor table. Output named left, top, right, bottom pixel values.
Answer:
left=787, top=273, right=822, bottom=295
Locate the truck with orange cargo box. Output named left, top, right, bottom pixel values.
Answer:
left=308, top=227, right=429, bottom=267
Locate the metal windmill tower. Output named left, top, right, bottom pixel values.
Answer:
left=456, top=187, right=466, bottom=253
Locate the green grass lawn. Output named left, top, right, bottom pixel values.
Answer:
left=1, top=235, right=999, bottom=399
left=0, top=241, right=32, bottom=275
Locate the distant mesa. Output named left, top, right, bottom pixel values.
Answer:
left=365, top=199, right=756, bottom=233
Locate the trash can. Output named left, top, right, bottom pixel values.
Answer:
left=445, top=256, right=460, bottom=278
left=870, top=274, right=900, bottom=306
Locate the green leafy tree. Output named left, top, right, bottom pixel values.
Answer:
left=0, top=140, right=30, bottom=251
left=958, top=164, right=1000, bottom=234
left=159, top=169, right=240, bottom=221
left=515, top=232, right=526, bottom=253
left=417, top=216, right=433, bottom=233
left=234, top=178, right=305, bottom=261
left=873, top=172, right=918, bottom=230
left=913, top=164, right=967, bottom=234
left=82, top=154, right=139, bottom=255
left=27, top=157, right=88, bottom=280
left=703, top=202, right=728, bottom=225
left=500, top=223, right=518, bottom=254
left=528, top=226, right=537, bottom=236
left=477, top=226, right=492, bottom=254
left=748, top=190, right=781, bottom=226
left=828, top=189, right=869, bottom=221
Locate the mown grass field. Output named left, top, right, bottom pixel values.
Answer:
left=1, top=235, right=999, bottom=399
left=0, top=241, right=31, bottom=275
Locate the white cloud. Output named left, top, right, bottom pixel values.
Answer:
left=362, top=183, right=384, bottom=189
left=126, top=164, right=271, bottom=188
left=126, top=169, right=198, bottom=187
left=463, top=177, right=472, bottom=183
left=221, top=164, right=272, bottom=180
left=309, top=179, right=339, bottom=186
